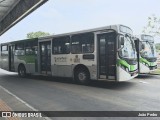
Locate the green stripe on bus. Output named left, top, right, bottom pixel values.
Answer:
left=130, top=65, right=136, bottom=71
left=150, top=62, right=156, bottom=66
left=17, top=55, right=36, bottom=63
left=117, top=59, right=130, bottom=69
left=140, top=58, right=150, bottom=66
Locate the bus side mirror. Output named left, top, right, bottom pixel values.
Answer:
left=120, top=37, right=124, bottom=46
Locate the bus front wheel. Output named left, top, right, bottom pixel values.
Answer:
left=18, top=65, right=26, bottom=78
left=75, top=68, right=90, bottom=85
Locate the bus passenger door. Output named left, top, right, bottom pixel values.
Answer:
left=9, top=45, right=15, bottom=71
left=39, top=41, right=51, bottom=75
left=98, top=32, right=116, bottom=80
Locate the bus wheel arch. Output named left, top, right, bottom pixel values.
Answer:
left=18, top=63, right=26, bottom=78
left=73, top=64, right=90, bottom=85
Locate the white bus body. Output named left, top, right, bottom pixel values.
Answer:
left=0, top=25, right=138, bottom=84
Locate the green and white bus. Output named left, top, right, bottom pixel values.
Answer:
left=0, top=25, right=138, bottom=84
left=134, top=34, right=157, bottom=73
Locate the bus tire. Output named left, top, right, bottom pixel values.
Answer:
left=75, top=68, right=90, bottom=85
left=18, top=65, right=26, bottom=78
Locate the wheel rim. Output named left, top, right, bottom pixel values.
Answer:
left=19, top=67, right=25, bottom=76
left=78, top=72, right=86, bottom=81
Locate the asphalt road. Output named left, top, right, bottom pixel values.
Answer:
left=0, top=68, right=160, bottom=120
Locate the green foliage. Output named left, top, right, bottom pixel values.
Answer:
left=143, top=14, right=160, bottom=37
left=27, top=31, right=50, bottom=39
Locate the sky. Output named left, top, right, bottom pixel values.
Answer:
left=0, top=0, right=160, bottom=43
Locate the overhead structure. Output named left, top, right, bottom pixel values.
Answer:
left=0, top=0, right=48, bottom=36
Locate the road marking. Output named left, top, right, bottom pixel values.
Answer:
left=0, top=85, right=52, bottom=120
left=139, top=81, right=150, bottom=84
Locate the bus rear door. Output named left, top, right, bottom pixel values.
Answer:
left=39, top=41, right=51, bottom=75
left=8, top=45, right=15, bottom=72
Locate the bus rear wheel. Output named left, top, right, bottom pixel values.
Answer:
left=75, top=68, right=90, bottom=85
left=18, top=65, right=26, bottom=78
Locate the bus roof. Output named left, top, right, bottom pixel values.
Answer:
left=0, top=24, right=132, bottom=44
left=135, top=34, right=154, bottom=42
left=39, top=24, right=130, bottom=40
left=0, top=38, right=38, bottom=45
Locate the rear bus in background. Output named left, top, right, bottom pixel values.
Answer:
left=134, top=34, right=157, bottom=74
left=0, top=38, right=38, bottom=73
left=0, top=25, right=138, bottom=84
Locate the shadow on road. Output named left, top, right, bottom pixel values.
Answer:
left=27, top=75, right=136, bottom=90
left=89, top=81, right=135, bottom=90
left=0, top=73, right=136, bottom=90
left=136, top=74, right=159, bottom=79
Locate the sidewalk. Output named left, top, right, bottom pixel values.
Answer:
left=0, top=86, right=47, bottom=120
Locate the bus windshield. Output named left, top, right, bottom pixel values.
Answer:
left=140, top=41, right=156, bottom=58
left=119, top=36, right=136, bottom=59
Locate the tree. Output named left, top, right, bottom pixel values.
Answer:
left=27, top=31, right=50, bottom=39
left=143, top=14, right=160, bottom=37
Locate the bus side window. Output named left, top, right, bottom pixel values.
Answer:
left=15, top=43, right=25, bottom=56
left=25, top=40, right=38, bottom=55
left=71, top=42, right=81, bottom=54
left=82, top=44, right=94, bottom=53
left=1, top=45, right=8, bottom=56
left=71, top=32, right=94, bottom=54
left=52, top=36, right=70, bottom=54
